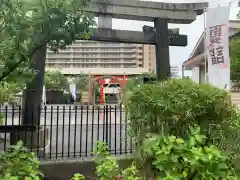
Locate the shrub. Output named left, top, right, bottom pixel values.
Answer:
left=126, top=78, right=240, bottom=154
left=93, top=141, right=140, bottom=180
left=72, top=141, right=141, bottom=179
left=71, top=173, right=85, bottom=180
left=140, top=127, right=238, bottom=179
left=75, top=131, right=238, bottom=179
left=0, top=139, right=237, bottom=179
left=0, top=141, right=43, bottom=180
left=94, top=142, right=119, bottom=179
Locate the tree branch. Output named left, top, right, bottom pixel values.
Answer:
left=0, top=24, right=7, bottom=33
left=0, top=37, right=51, bottom=82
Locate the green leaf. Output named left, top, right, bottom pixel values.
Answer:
left=170, top=155, right=178, bottom=163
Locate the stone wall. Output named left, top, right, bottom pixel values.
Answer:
left=40, top=156, right=132, bottom=180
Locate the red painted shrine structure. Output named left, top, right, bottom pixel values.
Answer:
left=93, top=75, right=128, bottom=104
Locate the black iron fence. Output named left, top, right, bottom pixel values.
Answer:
left=0, top=105, right=134, bottom=160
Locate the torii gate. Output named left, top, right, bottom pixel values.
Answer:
left=21, top=0, right=208, bottom=139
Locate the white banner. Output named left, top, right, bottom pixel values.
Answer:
left=42, top=86, right=46, bottom=105
left=205, top=5, right=230, bottom=90
left=69, top=83, right=76, bottom=101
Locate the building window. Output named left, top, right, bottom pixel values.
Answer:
left=90, top=64, right=97, bottom=68
left=100, top=64, right=110, bottom=68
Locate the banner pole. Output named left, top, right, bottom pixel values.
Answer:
left=203, top=7, right=208, bottom=83
left=88, top=70, right=91, bottom=105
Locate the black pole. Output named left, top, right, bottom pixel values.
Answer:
left=154, top=18, right=170, bottom=81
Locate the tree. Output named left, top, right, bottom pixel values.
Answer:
left=124, top=77, right=141, bottom=92
left=0, top=0, right=95, bottom=101
left=44, top=70, right=69, bottom=91
left=74, top=74, right=89, bottom=92
left=124, top=72, right=156, bottom=91
left=230, top=36, right=240, bottom=81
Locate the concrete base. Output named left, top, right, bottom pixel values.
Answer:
left=10, top=126, right=49, bottom=149
left=40, top=156, right=133, bottom=180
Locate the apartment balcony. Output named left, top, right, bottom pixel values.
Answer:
left=71, top=45, right=137, bottom=48
left=46, top=55, right=72, bottom=59
left=71, top=55, right=137, bottom=59
left=100, top=60, right=136, bottom=64
left=46, top=61, right=72, bottom=64
left=99, top=61, right=122, bottom=63
left=71, top=45, right=123, bottom=48
left=46, top=61, right=101, bottom=64
left=46, top=67, right=149, bottom=75
left=71, top=50, right=135, bottom=53
left=47, top=55, right=139, bottom=59
left=72, top=62, right=100, bottom=64
left=47, top=61, right=137, bottom=64
left=47, top=50, right=72, bottom=54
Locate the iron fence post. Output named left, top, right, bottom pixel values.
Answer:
left=105, top=105, right=109, bottom=146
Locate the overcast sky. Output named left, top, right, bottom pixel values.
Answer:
left=97, top=0, right=239, bottom=75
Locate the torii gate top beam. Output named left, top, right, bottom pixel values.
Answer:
left=88, top=0, right=208, bottom=24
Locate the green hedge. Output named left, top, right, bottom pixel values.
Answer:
left=126, top=78, right=240, bottom=154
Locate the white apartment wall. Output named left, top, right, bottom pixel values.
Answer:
left=190, top=64, right=207, bottom=84
left=199, top=65, right=206, bottom=83
left=191, top=67, right=200, bottom=83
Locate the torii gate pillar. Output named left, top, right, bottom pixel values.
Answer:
left=154, top=18, right=171, bottom=80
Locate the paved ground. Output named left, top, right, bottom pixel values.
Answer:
left=0, top=105, right=133, bottom=160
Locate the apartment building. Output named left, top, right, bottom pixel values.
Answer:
left=46, top=41, right=179, bottom=76
left=46, top=40, right=150, bottom=75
